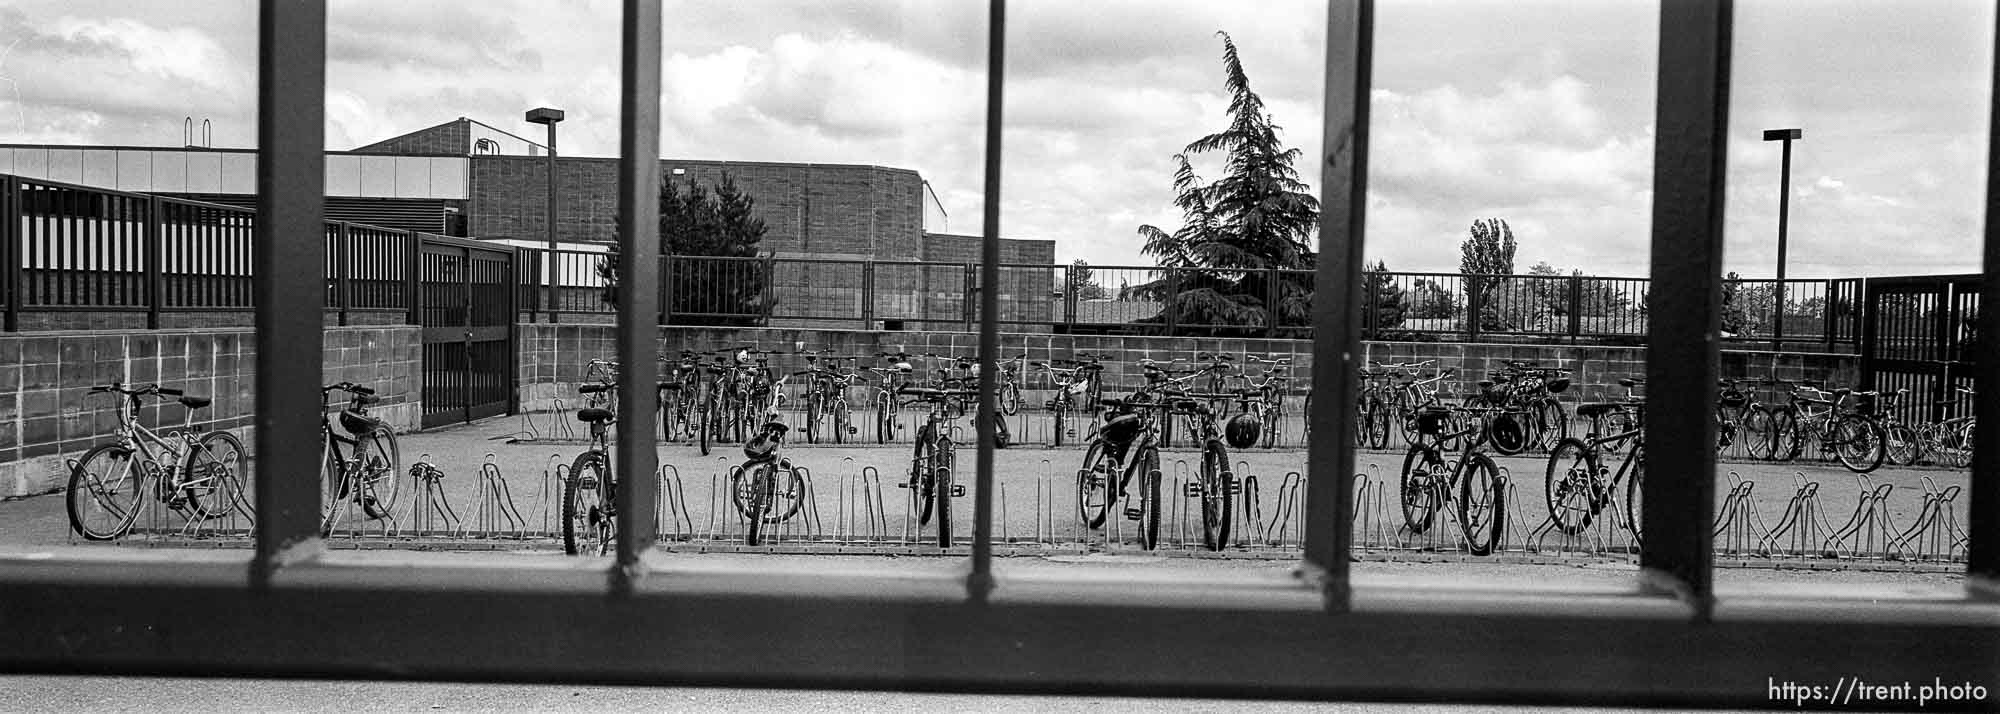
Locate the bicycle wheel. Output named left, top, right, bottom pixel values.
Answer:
left=1076, top=439, right=1116, bottom=529
left=697, top=385, right=714, bottom=456
left=1261, top=399, right=1282, bottom=449
left=318, top=435, right=350, bottom=536
left=1366, top=398, right=1392, bottom=450
left=1543, top=437, right=1599, bottom=535
left=909, top=426, right=936, bottom=526
left=67, top=444, right=144, bottom=540
left=1621, top=455, right=1645, bottom=548
left=1198, top=441, right=1233, bottom=551
left=181, top=430, right=248, bottom=522
left=832, top=398, right=851, bottom=444
left=1053, top=394, right=1069, bottom=448
left=1456, top=452, right=1504, bottom=556
left=1489, top=411, right=1529, bottom=456
left=563, top=451, right=612, bottom=556
left=1350, top=398, right=1369, bottom=448
left=1000, top=381, right=1021, bottom=416
left=1743, top=406, right=1777, bottom=460
left=742, top=462, right=776, bottom=546
left=993, top=410, right=1011, bottom=449
left=1947, top=420, right=1976, bottom=468
left=805, top=395, right=821, bottom=444
left=935, top=435, right=956, bottom=548
left=1771, top=408, right=1801, bottom=461
left=1131, top=444, right=1162, bottom=550
left=772, top=463, right=805, bottom=523
left=355, top=428, right=401, bottom=520
left=875, top=392, right=894, bottom=444
left=1535, top=399, right=1568, bottom=452
left=1833, top=415, right=1885, bottom=473
left=1884, top=423, right=1920, bottom=466
left=1397, top=445, right=1443, bottom=535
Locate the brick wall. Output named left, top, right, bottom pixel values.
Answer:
left=467, top=156, right=926, bottom=258
left=0, top=325, right=420, bottom=499
left=11, top=310, right=411, bottom=332
left=517, top=323, right=1857, bottom=413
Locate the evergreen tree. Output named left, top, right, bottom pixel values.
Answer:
left=598, top=173, right=769, bottom=326
left=1459, top=218, right=1517, bottom=330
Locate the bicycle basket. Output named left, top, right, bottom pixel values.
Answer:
left=1718, top=390, right=1749, bottom=409
left=742, top=434, right=778, bottom=460
left=1224, top=412, right=1262, bottom=449
left=1545, top=377, right=1571, bottom=394
left=1413, top=408, right=1453, bottom=436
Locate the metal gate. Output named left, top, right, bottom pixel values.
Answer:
left=419, top=236, right=517, bottom=428
left=1859, top=274, right=1981, bottom=424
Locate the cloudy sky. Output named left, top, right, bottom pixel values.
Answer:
left=0, top=0, right=1991, bottom=277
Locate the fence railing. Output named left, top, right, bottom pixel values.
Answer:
left=1, top=172, right=1865, bottom=347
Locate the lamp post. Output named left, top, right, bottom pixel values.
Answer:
left=527, top=107, right=565, bottom=323
left=1762, top=128, right=1801, bottom=350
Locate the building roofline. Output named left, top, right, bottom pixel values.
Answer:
left=461, top=118, right=549, bottom=152
left=0, top=141, right=921, bottom=177
left=0, top=143, right=469, bottom=159
left=475, top=153, right=923, bottom=178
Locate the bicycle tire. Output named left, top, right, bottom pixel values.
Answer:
left=994, top=409, right=1011, bottom=449
left=318, top=434, right=350, bottom=536
left=1351, top=397, right=1369, bottom=448
left=1743, top=406, right=1777, bottom=460
left=1884, top=423, right=1920, bottom=466
left=774, top=464, right=805, bottom=523
left=806, top=395, right=821, bottom=444
left=563, top=451, right=613, bottom=556
left=357, top=428, right=401, bottom=520
left=1133, top=444, right=1161, bottom=550
left=1772, top=408, right=1802, bottom=461
left=910, top=425, right=936, bottom=526
left=743, top=462, right=774, bottom=546
left=1398, top=444, right=1443, bottom=535
left=1053, top=394, right=1068, bottom=448
left=1947, top=421, right=1976, bottom=468
left=1261, top=398, right=1282, bottom=449
left=1833, top=414, right=1885, bottom=473
left=1543, top=437, right=1599, bottom=535
left=1366, top=398, right=1392, bottom=450
left=1199, top=441, right=1232, bottom=551
left=182, top=430, right=248, bottom=522
left=1457, top=451, right=1504, bottom=556
left=833, top=398, right=850, bottom=444
left=1621, top=454, right=1645, bottom=548
left=1000, top=381, right=1021, bottom=416
left=1077, top=440, right=1115, bottom=529
left=67, top=444, right=144, bottom=540
left=1536, top=399, right=1568, bottom=452
left=876, top=392, right=894, bottom=445
left=935, top=435, right=956, bottom=548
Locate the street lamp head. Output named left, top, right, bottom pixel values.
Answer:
left=1762, top=128, right=1802, bottom=141
left=526, top=107, right=566, bottom=125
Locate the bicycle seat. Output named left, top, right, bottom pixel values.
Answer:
left=579, top=384, right=610, bottom=394
left=1574, top=402, right=1625, bottom=418
left=577, top=408, right=615, bottom=423
left=178, top=395, right=212, bottom=410
left=1617, top=378, right=1646, bottom=387
left=339, top=408, right=385, bottom=435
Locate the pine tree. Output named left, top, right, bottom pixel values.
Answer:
left=597, top=173, right=768, bottom=325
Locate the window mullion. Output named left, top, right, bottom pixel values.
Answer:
left=1303, top=0, right=1373, bottom=609
left=1640, top=0, right=1731, bottom=611
left=613, top=0, right=663, bottom=573
left=251, top=0, right=329, bottom=572
left=969, top=0, right=1005, bottom=600
left=1971, top=3, right=2000, bottom=585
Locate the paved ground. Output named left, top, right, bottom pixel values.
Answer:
left=1, top=416, right=1971, bottom=585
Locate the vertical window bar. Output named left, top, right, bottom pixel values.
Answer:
left=970, top=0, right=1005, bottom=599
left=614, top=0, right=663, bottom=572
left=1303, top=0, right=1373, bottom=609
left=1971, top=4, right=2000, bottom=583
left=1640, top=0, right=1730, bottom=612
left=252, top=0, right=328, bottom=572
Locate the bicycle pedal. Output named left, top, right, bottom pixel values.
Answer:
left=950, top=485, right=967, bottom=497
left=1225, top=476, right=1243, bottom=495
left=1123, top=506, right=1143, bottom=520
left=1183, top=482, right=1205, bottom=497
left=576, top=475, right=600, bottom=490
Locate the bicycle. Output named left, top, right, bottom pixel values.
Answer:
left=563, top=363, right=621, bottom=556
left=797, top=350, right=862, bottom=445
left=896, top=384, right=974, bottom=548
left=318, top=381, right=401, bottom=535
left=733, top=374, right=805, bottom=545
left=1912, top=386, right=1976, bottom=468
left=1166, top=392, right=1241, bottom=551
left=1244, top=354, right=1293, bottom=448
left=1768, top=382, right=1885, bottom=473
left=1075, top=396, right=1163, bottom=549
left=922, top=352, right=1011, bottom=447
left=1545, top=377, right=1647, bottom=539
left=67, top=381, right=250, bottom=541
left=997, top=353, right=1027, bottom=416
left=869, top=351, right=917, bottom=444
left=1038, top=353, right=1105, bottom=447
left=1398, top=404, right=1506, bottom=555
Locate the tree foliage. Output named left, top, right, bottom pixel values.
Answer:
left=1131, top=31, right=1318, bottom=334
left=1065, top=259, right=1112, bottom=301
left=598, top=173, right=770, bottom=325
left=1459, top=218, right=1518, bottom=330
left=1364, top=260, right=1405, bottom=330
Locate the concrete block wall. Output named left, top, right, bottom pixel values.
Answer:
left=0, top=325, right=420, bottom=499
left=517, top=324, right=1858, bottom=414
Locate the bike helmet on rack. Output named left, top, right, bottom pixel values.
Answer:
left=1224, top=412, right=1262, bottom=449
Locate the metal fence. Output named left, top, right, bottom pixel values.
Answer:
left=0, top=171, right=1866, bottom=347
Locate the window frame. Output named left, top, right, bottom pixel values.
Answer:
left=1, top=1, right=1995, bottom=709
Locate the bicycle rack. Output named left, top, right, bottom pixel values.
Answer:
left=548, top=399, right=575, bottom=441
left=540, top=460, right=567, bottom=538
left=469, top=453, right=528, bottom=539
left=1757, top=473, right=1831, bottom=559
left=1822, top=476, right=1898, bottom=559
left=1263, top=471, right=1305, bottom=549
left=1235, top=472, right=1265, bottom=550
left=1711, top=471, right=1771, bottom=558
left=655, top=464, right=694, bottom=542
left=1885, top=476, right=1968, bottom=562
left=406, top=457, right=460, bottom=537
